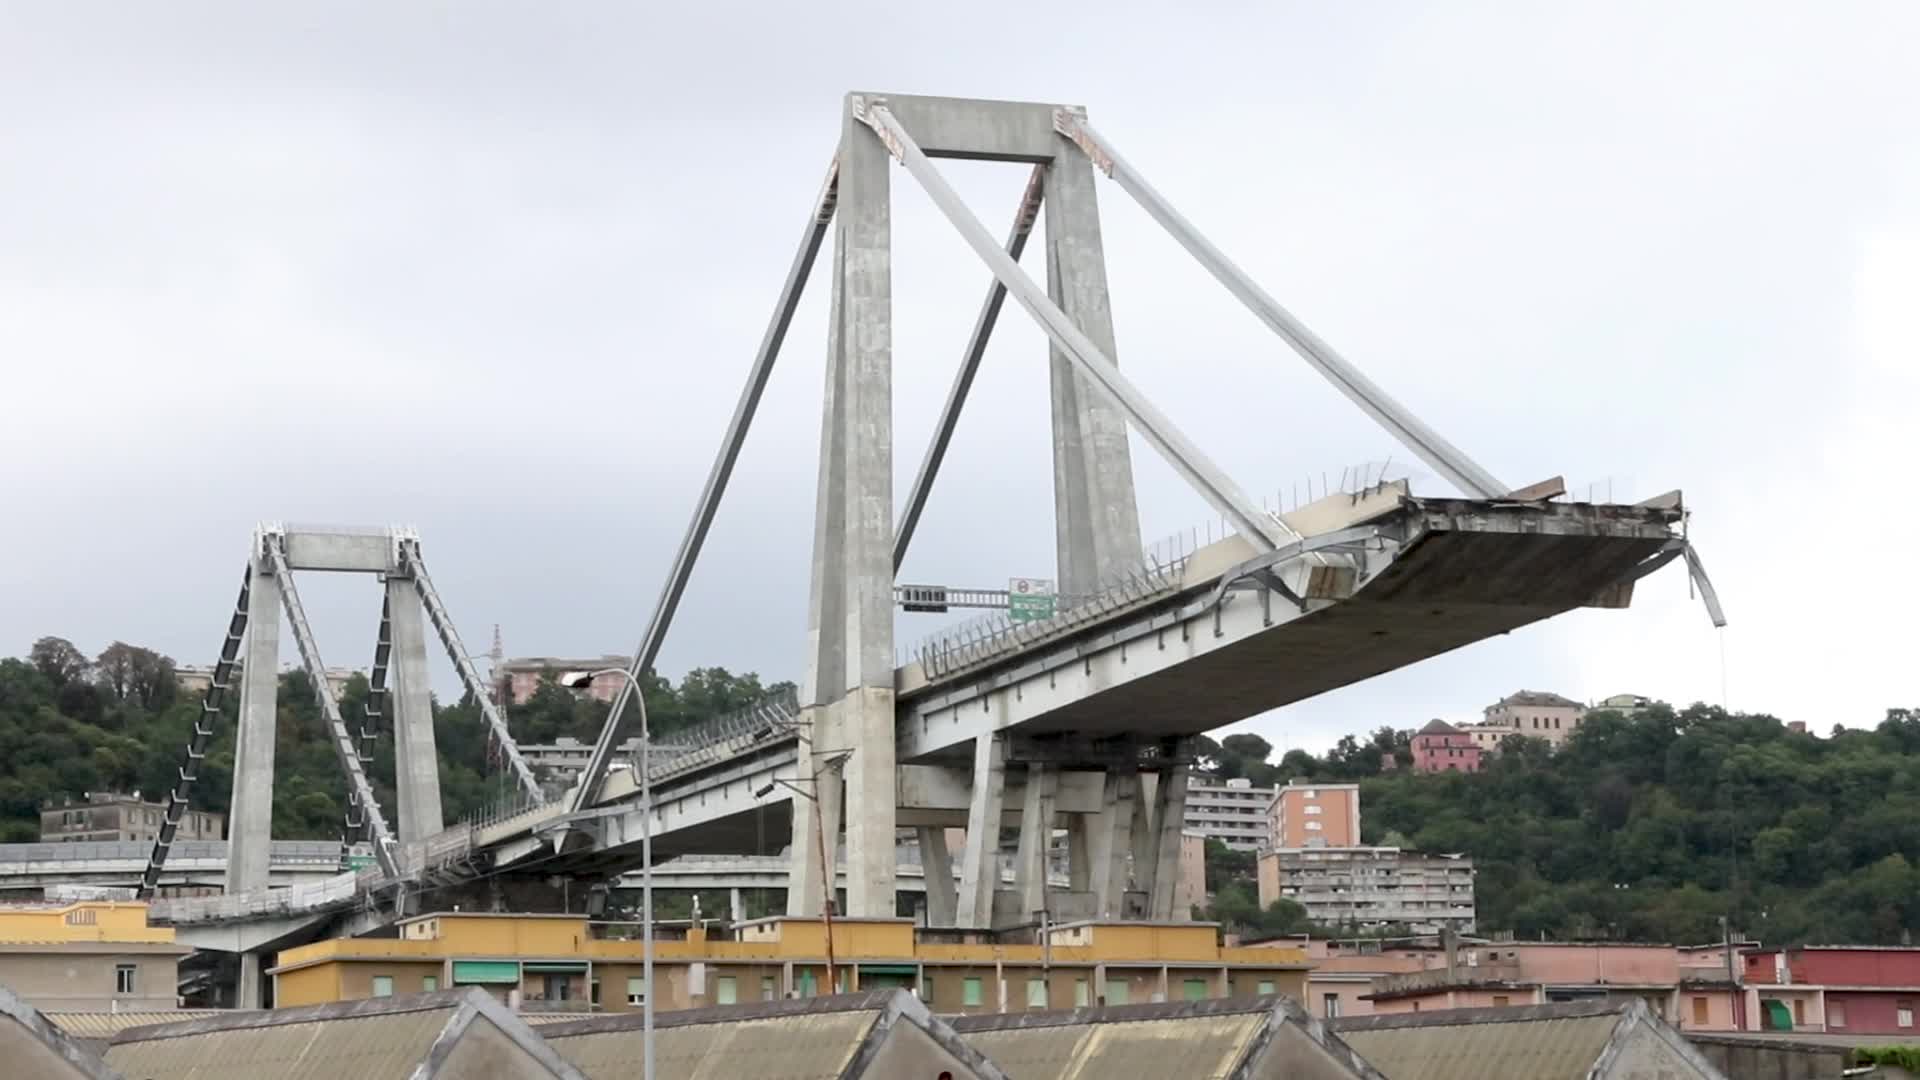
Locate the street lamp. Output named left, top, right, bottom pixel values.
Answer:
left=560, top=668, right=654, bottom=1080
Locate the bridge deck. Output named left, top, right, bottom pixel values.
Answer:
left=895, top=495, right=1678, bottom=760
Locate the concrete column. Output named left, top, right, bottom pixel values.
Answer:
left=798, top=239, right=850, bottom=711
left=1087, top=770, right=1137, bottom=918
left=386, top=578, right=442, bottom=843
left=1066, top=813, right=1093, bottom=893
left=1045, top=138, right=1142, bottom=597
left=1013, top=764, right=1056, bottom=918
left=958, top=733, right=1008, bottom=928
left=792, top=103, right=897, bottom=919
left=235, top=951, right=265, bottom=1009
left=1148, top=760, right=1192, bottom=919
left=1129, top=772, right=1158, bottom=899
left=786, top=720, right=844, bottom=917
left=729, top=887, right=745, bottom=924
left=918, top=825, right=958, bottom=928
left=833, top=106, right=897, bottom=921
left=225, top=559, right=280, bottom=895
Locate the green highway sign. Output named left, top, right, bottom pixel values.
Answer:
left=1008, top=577, right=1056, bottom=622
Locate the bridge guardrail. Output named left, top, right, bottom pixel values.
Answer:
left=151, top=870, right=364, bottom=924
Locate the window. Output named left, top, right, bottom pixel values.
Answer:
left=1183, top=979, right=1207, bottom=1001
left=1305, top=821, right=1323, bottom=831
left=1829, top=1000, right=1846, bottom=1027
left=1898, top=1001, right=1914, bottom=1028
left=1257, top=980, right=1275, bottom=995
left=797, top=970, right=816, bottom=997
left=962, top=977, right=984, bottom=1007
left=716, top=976, right=737, bottom=1005
left=1304, top=790, right=1317, bottom=798
left=1323, top=993, right=1341, bottom=1017
left=115, top=964, right=137, bottom=995
left=1105, top=980, right=1129, bottom=1006
left=423, top=975, right=438, bottom=992
left=1692, top=997, right=1709, bottom=1025
left=1793, top=999, right=1804, bottom=1025
left=762, top=976, right=777, bottom=1001
left=371, top=976, right=394, bottom=998
left=1027, top=978, right=1047, bottom=1008
left=1074, top=978, right=1090, bottom=1007
left=627, top=976, right=647, bottom=1006
left=1304, top=805, right=1322, bottom=815
left=1492, top=995, right=1510, bottom=1008
left=65, top=909, right=97, bottom=926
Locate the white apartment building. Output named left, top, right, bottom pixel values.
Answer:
left=1183, top=777, right=1277, bottom=852
left=1257, top=846, right=1477, bottom=932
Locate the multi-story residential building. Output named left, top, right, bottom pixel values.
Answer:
left=1256, top=847, right=1475, bottom=932
left=0, top=900, right=189, bottom=1011
left=1463, top=690, right=1588, bottom=751
left=1266, top=781, right=1361, bottom=850
left=268, top=912, right=1313, bottom=1015
left=41, top=793, right=222, bottom=845
left=1182, top=778, right=1276, bottom=852
left=1410, top=720, right=1482, bottom=773
left=1740, top=946, right=1920, bottom=1035
left=492, top=655, right=631, bottom=705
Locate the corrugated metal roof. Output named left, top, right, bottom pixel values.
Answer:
left=100, top=989, right=584, bottom=1079
left=966, top=1014, right=1264, bottom=1080
left=1, top=984, right=123, bottom=1080
left=106, top=1009, right=454, bottom=1079
left=1336, top=1013, right=1621, bottom=1080
left=48, top=1011, right=240, bottom=1040
left=553, top=1009, right=877, bottom=1079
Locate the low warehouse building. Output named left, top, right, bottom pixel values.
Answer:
left=540, top=988, right=1005, bottom=1079
left=950, top=995, right=1387, bottom=1080
left=103, top=987, right=584, bottom=1079
left=0, top=984, right=122, bottom=1080
left=1333, top=998, right=1728, bottom=1080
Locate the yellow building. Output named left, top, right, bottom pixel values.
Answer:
left=269, top=914, right=1311, bottom=1017
left=0, top=900, right=188, bottom=1011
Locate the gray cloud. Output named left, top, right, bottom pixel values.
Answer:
left=2, top=2, right=1915, bottom=756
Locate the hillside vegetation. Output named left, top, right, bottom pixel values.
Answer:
left=1201, top=704, right=1920, bottom=945
left=0, top=636, right=787, bottom=843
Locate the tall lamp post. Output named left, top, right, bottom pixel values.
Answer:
left=560, top=668, right=654, bottom=1080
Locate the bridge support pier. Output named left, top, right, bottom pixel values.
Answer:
left=235, top=951, right=266, bottom=1010
left=917, top=826, right=957, bottom=927
left=787, top=707, right=843, bottom=918
left=225, top=555, right=280, bottom=895
left=1087, top=770, right=1139, bottom=920
left=1012, top=763, right=1057, bottom=918
left=957, top=733, right=1008, bottom=928
left=386, top=576, right=443, bottom=843
left=1147, top=749, right=1193, bottom=919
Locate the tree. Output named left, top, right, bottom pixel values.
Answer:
left=92, top=642, right=176, bottom=709
left=30, top=637, right=89, bottom=687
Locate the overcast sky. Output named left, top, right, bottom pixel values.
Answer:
left=2, top=2, right=1915, bottom=754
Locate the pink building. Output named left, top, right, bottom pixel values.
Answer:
left=1351, top=941, right=1744, bottom=1030
left=492, top=655, right=632, bottom=705
left=1411, top=720, right=1482, bottom=773
left=1740, top=946, right=1920, bottom=1035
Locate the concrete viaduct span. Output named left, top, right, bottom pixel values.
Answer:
left=147, top=92, right=1724, bottom=984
